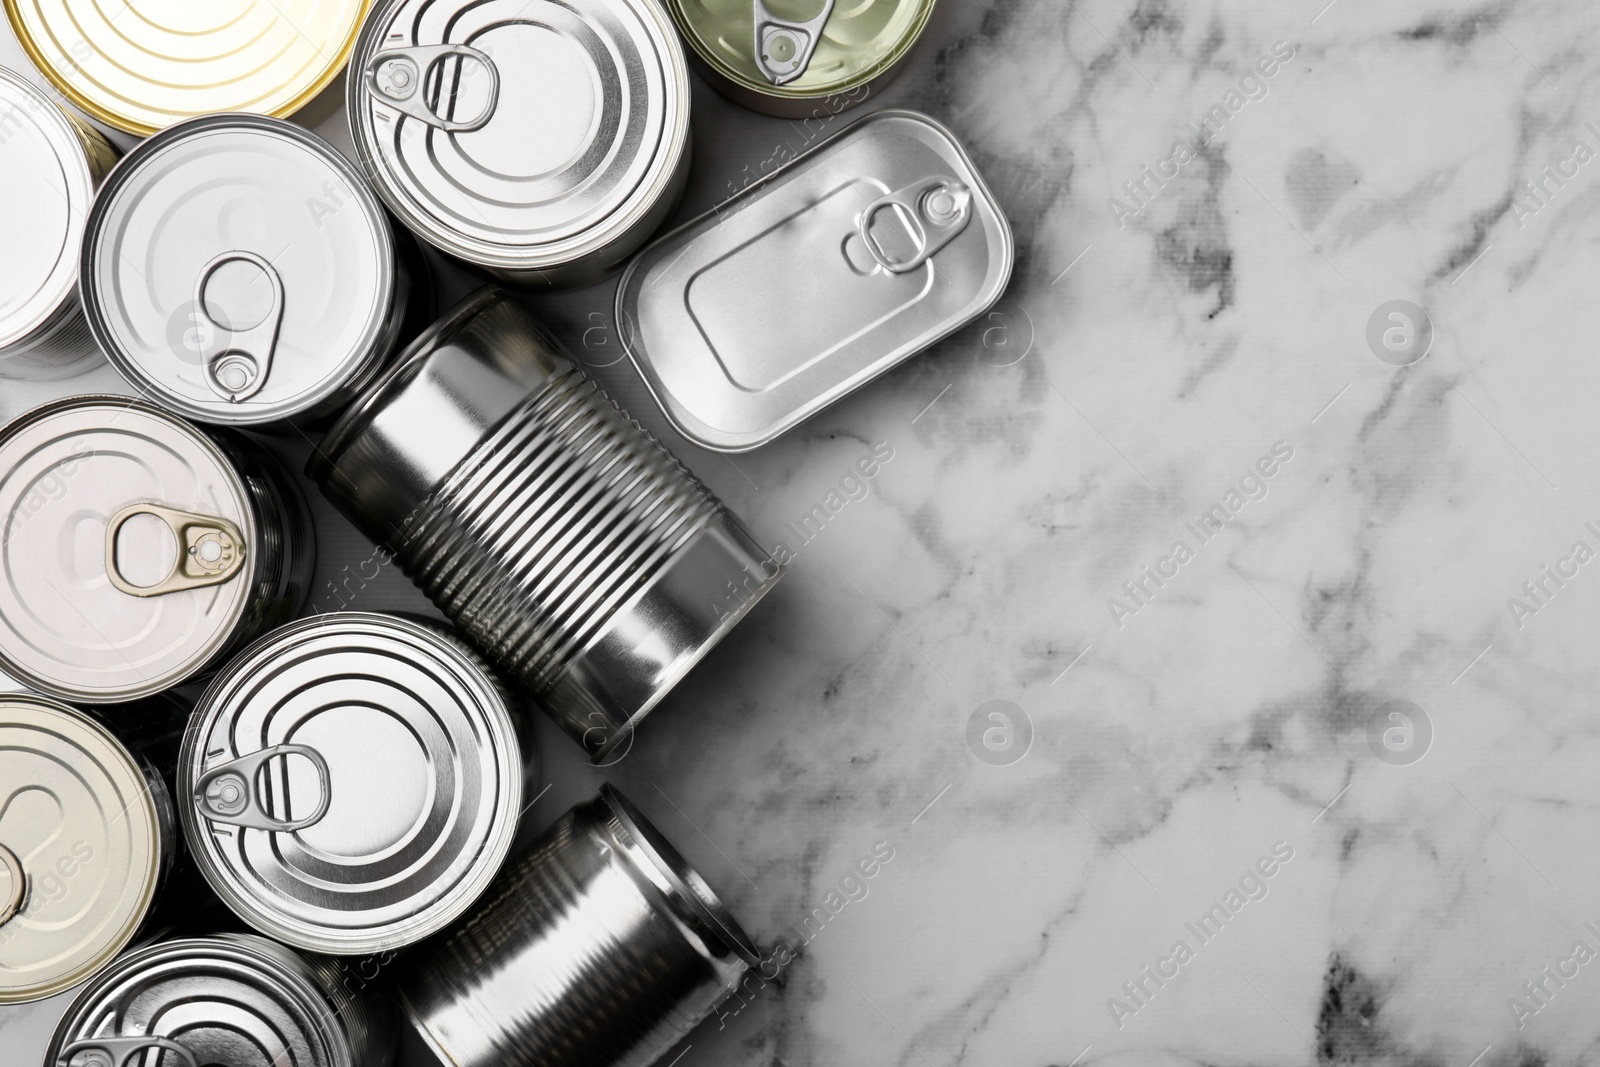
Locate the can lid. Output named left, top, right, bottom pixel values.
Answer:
left=45, top=933, right=351, bottom=1067
left=4, top=0, right=369, bottom=136
left=0, top=396, right=259, bottom=703
left=82, top=115, right=399, bottom=425
left=0, top=67, right=94, bottom=353
left=180, top=613, right=523, bottom=954
left=0, top=695, right=164, bottom=1004
left=348, top=0, right=689, bottom=272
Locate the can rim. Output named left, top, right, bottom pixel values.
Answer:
left=80, top=113, right=401, bottom=426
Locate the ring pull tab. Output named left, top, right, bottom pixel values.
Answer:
left=753, top=0, right=835, bottom=84
left=58, top=1036, right=200, bottom=1067
left=194, top=250, right=284, bottom=403
left=364, top=43, right=500, bottom=132
left=0, top=843, right=25, bottom=928
left=194, top=744, right=332, bottom=833
left=857, top=177, right=974, bottom=274
left=104, top=503, right=247, bottom=598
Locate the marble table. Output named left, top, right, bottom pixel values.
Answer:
left=6, top=1, right=1600, bottom=1065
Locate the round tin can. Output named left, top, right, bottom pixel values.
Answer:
left=398, top=785, right=759, bottom=1067
left=668, top=0, right=935, bottom=117
left=0, top=65, right=118, bottom=381
left=0, top=694, right=171, bottom=1004
left=347, top=0, right=692, bottom=287
left=82, top=114, right=414, bottom=427
left=309, top=289, right=782, bottom=762
left=0, top=396, right=316, bottom=705
left=4, top=0, right=370, bottom=136
left=178, top=611, right=526, bottom=955
left=44, top=932, right=396, bottom=1067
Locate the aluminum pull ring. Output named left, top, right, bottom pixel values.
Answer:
left=194, top=250, right=284, bottom=403
left=105, top=503, right=247, bottom=598
left=58, top=1036, right=200, bottom=1067
left=857, top=177, right=973, bottom=274
left=195, top=744, right=332, bottom=833
left=0, top=843, right=24, bottom=928
left=754, top=0, right=835, bottom=84
left=364, top=43, right=500, bottom=132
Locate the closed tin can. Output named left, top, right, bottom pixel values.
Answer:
left=668, top=0, right=934, bottom=117
left=399, top=785, right=759, bottom=1067
left=0, top=396, right=316, bottom=704
left=617, top=109, right=1012, bottom=451
left=4, top=0, right=370, bottom=136
left=0, top=695, right=171, bottom=1004
left=82, top=114, right=416, bottom=428
left=44, top=932, right=396, bottom=1067
left=178, top=611, right=526, bottom=955
left=0, top=65, right=118, bottom=381
left=309, top=289, right=782, bottom=761
left=347, top=0, right=691, bottom=287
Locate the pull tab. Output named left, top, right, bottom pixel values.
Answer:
left=105, top=504, right=247, bottom=598
left=194, top=744, right=331, bottom=833
left=364, top=43, right=500, bottom=132
left=58, top=1036, right=200, bottom=1067
left=0, top=843, right=24, bottom=928
left=857, top=177, right=973, bottom=274
left=753, top=0, right=835, bottom=84
left=194, top=250, right=284, bottom=403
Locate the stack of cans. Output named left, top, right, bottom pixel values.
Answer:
left=0, top=0, right=1012, bottom=1062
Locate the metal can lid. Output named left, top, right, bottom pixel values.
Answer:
left=0, top=695, right=165, bottom=1004
left=348, top=0, right=689, bottom=272
left=82, top=115, right=399, bottom=425
left=180, top=612, right=523, bottom=955
left=0, top=67, right=94, bottom=353
left=0, top=396, right=259, bottom=703
left=4, top=0, right=369, bottom=136
left=45, top=933, right=353, bottom=1067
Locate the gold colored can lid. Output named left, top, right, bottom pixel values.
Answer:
left=3, top=0, right=370, bottom=135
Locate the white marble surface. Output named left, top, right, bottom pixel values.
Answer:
left=8, top=1, right=1600, bottom=1065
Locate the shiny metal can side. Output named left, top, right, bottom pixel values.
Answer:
left=0, top=65, right=118, bottom=381
left=0, top=396, right=317, bottom=704
left=617, top=109, right=1013, bottom=452
left=82, top=114, right=416, bottom=428
left=309, top=289, right=782, bottom=761
left=398, top=785, right=759, bottom=1067
left=0, top=694, right=172, bottom=1004
left=667, top=0, right=935, bottom=117
left=347, top=0, right=692, bottom=288
left=44, top=932, right=396, bottom=1067
left=178, top=611, right=527, bottom=955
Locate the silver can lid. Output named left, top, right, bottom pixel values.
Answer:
left=348, top=0, right=689, bottom=273
left=46, top=933, right=355, bottom=1067
left=81, top=115, right=399, bottom=425
left=0, top=695, right=165, bottom=1004
left=0, top=67, right=95, bottom=354
left=0, top=396, right=259, bottom=703
left=180, top=612, right=524, bottom=955
left=617, top=109, right=1014, bottom=451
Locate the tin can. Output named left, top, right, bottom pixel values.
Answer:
left=44, top=932, right=396, bottom=1067
left=667, top=0, right=934, bottom=117
left=82, top=114, right=418, bottom=428
left=309, top=289, right=782, bottom=761
left=398, top=785, right=759, bottom=1067
left=0, top=396, right=316, bottom=705
left=347, top=0, right=692, bottom=287
left=4, top=0, right=370, bottom=136
left=617, top=109, right=1012, bottom=451
left=0, top=65, right=118, bottom=381
left=178, top=611, right=527, bottom=955
left=0, top=694, right=172, bottom=1004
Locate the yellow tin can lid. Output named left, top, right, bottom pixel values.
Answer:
left=4, top=0, right=369, bottom=135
